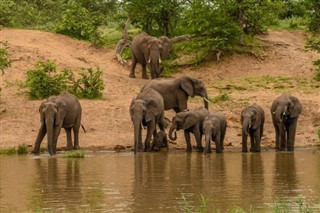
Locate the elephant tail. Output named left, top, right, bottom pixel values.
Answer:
left=81, top=124, right=86, bottom=133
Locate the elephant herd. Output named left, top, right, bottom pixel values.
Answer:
left=31, top=32, right=302, bottom=156
left=130, top=77, right=302, bottom=155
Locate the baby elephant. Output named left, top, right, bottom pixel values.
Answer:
left=241, top=104, right=265, bottom=152
left=203, top=112, right=227, bottom=154
left=151, top=130, right=169, bottom=151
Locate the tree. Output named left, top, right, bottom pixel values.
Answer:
left=308, top=0, right=320, bottom=32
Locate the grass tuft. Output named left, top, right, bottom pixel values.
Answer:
left=64, top=150, right=85, bottom=158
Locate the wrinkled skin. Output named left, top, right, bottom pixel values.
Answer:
left=32, top=93, right=82, bottom=155
left=142, top=76, right=209, bottom=113
left=151, top=130, right=168, bottom=151
left=270, top=93, right=302, bottom=151
left=129, top=88, right=165, bottom=154
left=129, top=32, right=172, bottom=79
left=241, top=104, right=265, bottom=153
left=203, top=112, right=227, bottom=154
left=169, top=107, right=209, bottom=152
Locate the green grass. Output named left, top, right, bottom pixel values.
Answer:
left=271, top=17, right=309, bottom=30
left=0, top=144, right=28, bottom=155
left=64, top=150, right=85, bottom=158
left=0, top=147, right=17, bottom=155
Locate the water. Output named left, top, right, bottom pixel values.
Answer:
left=0, top=150, right=319, bottom=212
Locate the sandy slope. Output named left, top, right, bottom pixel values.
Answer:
left=1, top=28, right=319, bottom=152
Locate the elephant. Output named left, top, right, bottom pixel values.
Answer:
left=241, top=104, right=265, bottom=153
left=142, top=76, right=209, bottom=113
left=203, top=112, right=227, bottom=154
left=129, top=88, right=165, bottom=154
left=129, top=32, right=172, bottom=79
left=151, top=130, right=169, bottom=151
left=270, top=93, right=302, bottom=151
left=32, top=93, right=83, bottom=155
left=169, top=107, right=209, bottom=152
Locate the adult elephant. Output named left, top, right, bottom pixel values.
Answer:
left=142, top=76, right=209, bottom=113
left=32, top=93, right=83, bottom=155
left=129, top=32, right=172, bottom=79
left=270, top=93, right=302, bottom=151
left=203, top=112, right=227, bottom=154
left=129, top=88, right=165, bottom=154
left=169, top=107, right=209, bottom=152
left=241, top=104, right=265, bottom=153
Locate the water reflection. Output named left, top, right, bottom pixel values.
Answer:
left=241, top=153, right=265, bottom=208
left=0, top=151, right=319, bottom=213
left=273, top=152, right=299, bottom=199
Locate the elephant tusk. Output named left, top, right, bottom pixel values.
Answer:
left=203, top=97, right=211, bottom=103
left=272, top=111, right=276, bottom=114
left=148, top=58, right=151, bottom=64
left=159, top=58, right=161, bottom=64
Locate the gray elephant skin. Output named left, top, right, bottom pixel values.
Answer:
left=152, top=130, right=169, bottom=151
left=270, top=93, right=302, bottom=151
left=142, top=76, right=209, bottom=112
left=169, top=107, right=209, bottom=152
left=129, top=32, right=172, bottom=79
left=203, top=112, right=227, bottom=154
left=129, top=88, right=165, bottom=154
left=32, top=93, right=83, bottom=155
left=241, top=104, right=265, bottom=153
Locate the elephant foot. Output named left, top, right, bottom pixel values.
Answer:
left=186, top=147, right=192, bottom=152
left=66, top=145, right=73, bottom=150
left=129, top=73, right=136, bottom=78
left=73, top=145, right=80, bottom=150
left=142, top=75, right=149, bottom=79
left=31, top=149, right=40, bottom=155
left=242, top=147, right=248, bottom=153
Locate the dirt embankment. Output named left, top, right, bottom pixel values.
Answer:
left=1, top=28, right=319, bottom=152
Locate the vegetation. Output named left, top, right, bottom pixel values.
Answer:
left=0, top=144, right=28, bottom=155
left=0, top=41, right=12, bottom=75
left=26, top=60, right=104, bottom=99
left=64, top=150, right=85, bottom=158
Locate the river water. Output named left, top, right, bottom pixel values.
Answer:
left=0, top=150, right=319, bottom=212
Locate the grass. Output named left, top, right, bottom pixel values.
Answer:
left=63, top=150, right=85, bottom=158
left=271, top=17, right=309, bottom=31
left=0, top=144, right=28, bottom=155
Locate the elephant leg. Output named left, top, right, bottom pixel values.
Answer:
left=287, top=119, right=298, bottom=151
left=193, top=127, right=203, bottom=152
left=141, top=64, right=148, bottom=79
left=129, top=55, right=137, bottom=78
left=144, top=122, right=155, bottom=152
left=52, top=127, right=61, bottom=154
left=184, top=131, right=192, bottom=152
left=73, top=125, right=80, bottom=150
left=242, top=133, right=248, bottom=153
left=158, top=115, right=165, bottom=132
left=279, top=124, right=287, bottom=151
left=32, top=123, right=47, bottom=154
left=272, top=120, right=280, bottom=150
left=65, top=128, right=73, bottom=150
left=254, top=129, right=261, bottom=152
left=204, top=137, right=211, bottom=154
left=249, top=131, right=255, bottom=152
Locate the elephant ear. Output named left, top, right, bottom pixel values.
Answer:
left=183, top=112, right=199, bottom=130
left=55, top=100, right=67, bottom=126
left=159, top=36, right=172, bottom=59
left=180, top=77, right=195, bottom=97
left=252, top=109, right=261, bottom=129
left=290, top=96, right=302, bottom=118
left=145, top=99, right=159, bottom=122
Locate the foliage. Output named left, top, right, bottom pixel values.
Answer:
left=17, top=144, right=28, bottom=155
left=64, top=150, right=85, bottom=158
left=0, top=144, right=28, bottom=155
left=306, top=36, right=320, bottom=81
left=0, top=41, right=12, bottom=75
left=0, top=147, right=16, bottom=155
left=26, top=60, right=104, bottom=99
left=210, top=92, right=230, bottom=104
left=308, top=0, right=320, bottom=33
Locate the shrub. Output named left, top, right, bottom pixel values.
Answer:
left=17, top=144, right=28, bottom=155
left=26, top=60, right=105, bottom=99
left=0, top=41, right=12, bottom=75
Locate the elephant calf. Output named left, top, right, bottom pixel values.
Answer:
left=169, top=107, right=209, bottom=152
left=151, top=130, right=169, bottom=151
left=129, top=88, right=165, bottom=154
left=241, top=104, right=265, bottom=153
left=271, top=93, right=302, bottom=151
left=32, top=93, right=83, bottom=155
left=203, top=112, right=227, bottom=154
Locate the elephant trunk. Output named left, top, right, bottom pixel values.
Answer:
left=133, top=119, right=142, bottom=154
left=45, top=116, right=55, bottom=155
left=169, top=125, right=177, bottom=141
left=242, top=120, right=251, bottom=136
left=204, top=133, right=211, bottom=154
left=149, top=57, right=161, bottom=78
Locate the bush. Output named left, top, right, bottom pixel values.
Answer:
left=26, top=60, right=104, bottom=99
left=0, top=41, right=12, bottom=75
